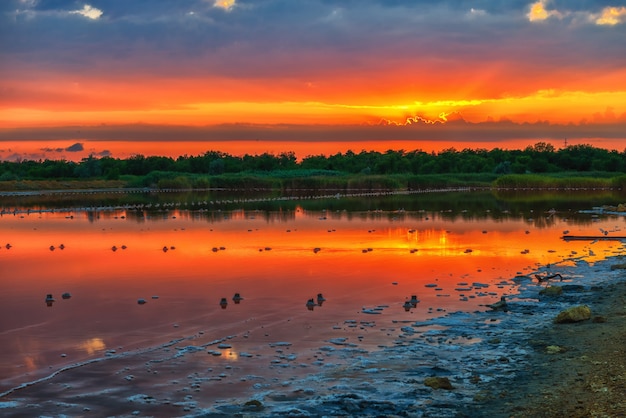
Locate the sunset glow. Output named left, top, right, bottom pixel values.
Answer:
left=1, top=1, right=626, bottom=160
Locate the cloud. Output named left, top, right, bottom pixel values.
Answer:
left=527, top=2, right=626, bottom=26
left=527, top=0, right=562, bottom=22
left=212, top=0, right=236, bottom=12
left=69, top=4, right=103, bottom=20
left=19, top=0, right=37, bottom=8
left=37, top=142, right=84, bottom=153
left=466, top=8, right=487, bottom=19
left=2, top=118, right=625, bottom=146
left=594, top=6, right=626, bottom=25
left=65, top=142, right=84, bottom=152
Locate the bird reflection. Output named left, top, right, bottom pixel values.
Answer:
left=220, top=297, right=228, bottom=309
left=45, top=294, right=55, bottom=307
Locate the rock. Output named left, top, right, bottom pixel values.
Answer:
left=424, top=376, right=454, bottom=390
left=545, top=345, right=567, bottom=354
left=561, top=284, right=585, bottom=292
left=243, top=399, right=264, bottom=411
left=610, top=263, right=626, bottom=270
left=539, top=286, right=563, bottom=296
left=554, top=305, right=591, bottom=323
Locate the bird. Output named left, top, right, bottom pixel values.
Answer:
left=232, top=293, right=243, bottom=303
left=306, top=298, right=316, bottom=310
left=486, top=296, right=507, bottom=311
left=220, top=297, right=228, bottom=308
left=316, top=293, right=326, bottom=305
left=410, top=295, right=419, bottom=306
left=534, top=273, right=563, bottom=283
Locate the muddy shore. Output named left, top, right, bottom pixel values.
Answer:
left=470, top=262, right=626, bottom=417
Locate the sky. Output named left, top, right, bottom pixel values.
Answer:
left=1, top=0, right=626, bottom=160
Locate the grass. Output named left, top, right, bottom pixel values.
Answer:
left=1, top=171, right=624, bottom=193
left=0, top=179, right=126, bottom=191
left=493, top=174, right=613, bottom=189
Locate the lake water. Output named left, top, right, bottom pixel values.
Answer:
left=1, top=189, right=625, bottom=416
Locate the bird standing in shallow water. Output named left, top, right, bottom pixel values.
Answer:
left=316, top=293, right=326, bottom=306
left=487, top=296, right=507, bottom=311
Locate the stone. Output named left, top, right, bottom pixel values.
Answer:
left=554, top=305, right=591, bottom=323
left=545, top=345, right=567, bottom=354
left=243, top=399, right=264, bottom=411
left=424, top=376, right=454, bottom=390
left=539, top=286, right=563, bottom=296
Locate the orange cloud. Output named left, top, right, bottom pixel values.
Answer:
left=527, top=0, right=562, bottom=22
left=213, top=0, right=236, bottom=12
left=595, top=6, right=626, bottom=25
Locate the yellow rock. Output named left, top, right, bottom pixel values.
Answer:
left=554, top=305, right=591, bottom=323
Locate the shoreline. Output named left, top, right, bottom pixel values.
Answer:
left=470, top=257, right=626, bottom=417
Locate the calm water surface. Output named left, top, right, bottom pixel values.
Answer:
left=1, top=189, right=625, bottom=412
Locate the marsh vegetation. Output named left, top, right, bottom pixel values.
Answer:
left=1, top=142, right=625, bottom=192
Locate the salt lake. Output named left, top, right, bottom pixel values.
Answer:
left=1, top=189, right=625, bottom=416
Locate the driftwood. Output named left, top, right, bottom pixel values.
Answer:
left=562, top=236, right=626, bottom=241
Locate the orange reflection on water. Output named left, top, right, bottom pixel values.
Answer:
left=77, top=338, right=106, bottom=355
left=2, top=206, right=625, bottom=390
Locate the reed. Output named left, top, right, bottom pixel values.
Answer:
left=493, top=174, right=612, bottom=189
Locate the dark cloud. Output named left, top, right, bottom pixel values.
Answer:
left=2, top=0, right=625, bottom=81
left=2, top=119, right=625, bottom=144
left=65, top=142, right=84, bottom=152
left=37, top=143, right=83, bottom=152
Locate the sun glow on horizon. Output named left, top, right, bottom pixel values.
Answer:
left=2, top=88, right=625, bottom=129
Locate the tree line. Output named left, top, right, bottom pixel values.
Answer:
left=1, top=142, right=625, bottom=182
